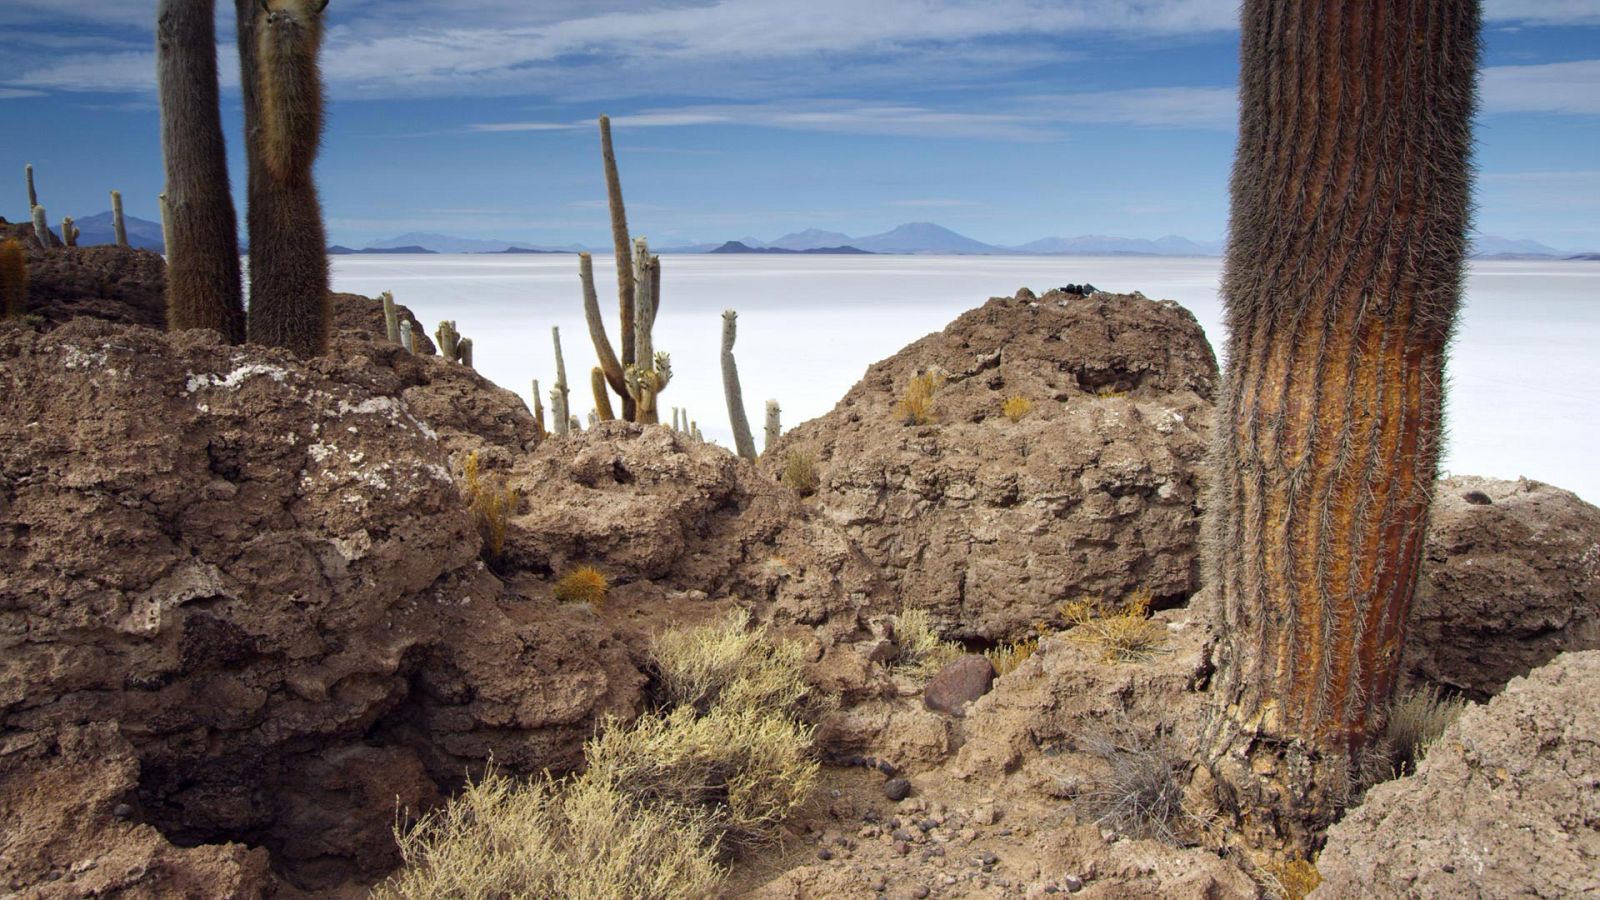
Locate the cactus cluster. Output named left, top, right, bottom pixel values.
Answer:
left=435, top=320, right=463, bottom=363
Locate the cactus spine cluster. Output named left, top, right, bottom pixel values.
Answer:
left=0, top=239, right=26, bottom=319
left=110, top=190, right=129, bottom=247
left=157, top=0, right=247, bottom=343
left=765, top=400, right=781, bottom=454
left=1200, top=0, right=1480, bottom=848
left=236, top=0, right=332, bottom=357
left=721, top=309, right=757, bottom=461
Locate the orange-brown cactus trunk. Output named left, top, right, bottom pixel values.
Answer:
left=1202, top=0, right=1479, bottom=846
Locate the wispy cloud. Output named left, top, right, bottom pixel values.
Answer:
left=1484, top=0, right=1600, bottom=26
left=0, top=88, right=45, bottom=99
left=1482, top=59, right=1600, bottom=115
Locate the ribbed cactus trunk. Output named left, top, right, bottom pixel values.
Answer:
left=599, top=116, right=637, bottom=421
left=721, top=310, right=757, bottom=461
left=111, top=191, right=129, bottom=247
left=592, top=368, right=616, bottom=421
left=764, top=400, right=781, bottom=454
left=1201, top=0, right=1480, bottom=848
left=236, top=0, right=331, bottom=357
left=552, top=327, right=571, bottom=436
left=158, top=0, right=246, bottom=343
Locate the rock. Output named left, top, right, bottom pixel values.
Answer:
left=1315, top=651, right=1600, bottom=898
left=884, top=778, right=912, bottom=801
left=0, top=320, right=644, bottom=892
left=1405, top=476, right=1600, bottom=698
left=923, top=655, right=997, bottom=715
left=1, top=230, right=167, bottom=330
left=765, top=289, right=1217, bottom=641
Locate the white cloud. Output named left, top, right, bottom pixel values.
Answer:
left=1484, top=0, right=1600, bottom=26
left=1482, top=59, right=1600, bottom=115
left=0, top=88, right=45, bottom=99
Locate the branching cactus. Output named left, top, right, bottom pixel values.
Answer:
left=60, top=217, right=79, bottom=248
left=110, top=190, right=129, bottom=247
left=158, top=0, right=246, bottom=342
left=622, top=238, right=670, bottom=423
left=0, top=239, right=27, bottom=319
left=765, top=400, right=781, bottom=454
left=1201, top=0, right=1480, bottom=849
left=381, top=291, right=399, bottom=342
left=435, top=320, right=460, bottom=362
left=721, top=309, right=757, bottom=461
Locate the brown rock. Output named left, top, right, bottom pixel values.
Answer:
left=1315, top=651, right=1600, bottom=898
left=924, top=655, right=997, bottom=715
left=765, top=289, right=1218, bottom=641
left=1405, top=476, right=1600, bottom=699
left=8, top=234, right=167, bottom=330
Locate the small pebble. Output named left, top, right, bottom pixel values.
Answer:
left=111, top=803, right=133, bottom=820
left=913, top=888, right=931, bottom=899
left=1063, top=873, right=1085, bottom=892
left=894, top=841, right=911, bottom=856
left=884, top=777, right=912, bottom=801
left=817, top=848, right=834, bottom=861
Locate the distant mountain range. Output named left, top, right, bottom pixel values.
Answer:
left=709, top=241, right=871, bottom=255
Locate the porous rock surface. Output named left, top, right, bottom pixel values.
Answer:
left=0, top=318, right=641, bottom=893
left=1315, top=651, right=1600, bottom=898
left=1404, top=476, right=1600, bottom=698
left=0, top=217, right=167, bottom=330
left=765, top=288, right=1218, bottom=642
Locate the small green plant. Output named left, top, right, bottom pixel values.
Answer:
left=463, top=452, right=517, bottom=563
left=985, top=636, right=1038, bottom=676
left=0, top=238, right=26, bottom=318
left=1001, top=395, right=1033, bottom=422
left=554, top=565, right=609, bottom=609
left=781, top=449, right=820, bottom=497
left=894, top=371, right=944, bottom=425
left=1060, top=589, right=1166, bottom=663
left=892, top=608, right=964, bottom=678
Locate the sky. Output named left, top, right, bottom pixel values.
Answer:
left=2, top=0, right=1599, bottom=251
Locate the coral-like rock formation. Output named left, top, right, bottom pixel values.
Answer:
left=766, top=288, right=1218, bottom=641
left=1316, top=651, right=1600, bottom=897
left=1405, top=476, right=1600, bottom=699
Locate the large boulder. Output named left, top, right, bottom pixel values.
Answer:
left=0, top=319, right=641, bottom=893
left=765, top=288, right=1219, bottom=641
left=1405, top=476, right=1600, bottom=699
left=4, top=224, right=167, bottom=330
left=1315, top=651, right=1600, bottom=898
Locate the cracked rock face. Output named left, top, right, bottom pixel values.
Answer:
left=0, top=317, right=641, bottom=893
left=765, top=289, right=1219, bottom=642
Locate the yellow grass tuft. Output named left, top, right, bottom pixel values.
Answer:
left=1001, top=395, right=1033, bottom=422
left=781, top=449, right=820, bottom=497
left=650, top=609, right=831, bottom=722
left=893, top=371, right=944, bottom=425
left=554, top=565, right=609, bottom=609
left=1060, top=589, right=1166, bottom=663
left=985, top=636, right=1038, bottom=675
left=1263, top=857, right=1322, bottom=900
left=892, top=607, right=964, bottom=678
left=462, top=451, right=517, bottom=563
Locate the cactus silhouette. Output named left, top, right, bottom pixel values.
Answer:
left=720, top=309, right=757, bottom=461
left=1200, top=0, right=1481, bottom=848
left=157, top=0, right=246, bottom=343
left=237, top=0, right=331, bottom=357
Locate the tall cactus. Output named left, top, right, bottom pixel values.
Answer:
left=552, top=327, right=571, bottom=436
left=158, top=0, right=246, bottom=343
left=1201, top=0, right=1481, bottom=848
left=765, top=400, right=781, bottom=454
left=721, top=309, right=757, bottom=461
left=531, top=379, right=547, bottom=442
left=381, top=290, right=400, bottom=342
left=599, top=115, right=636, bottom=421
left=110, top=190, right=129, bottom=247
left=237, top=0, right=331, bottom=357
left=0, top=239, right=26, bottom=319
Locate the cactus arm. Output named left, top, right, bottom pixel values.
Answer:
left=592, top=367, right=616, bottom=421
left=580, top=252, right=628, bottom=403
left=599, top=116, right=635, bottom=375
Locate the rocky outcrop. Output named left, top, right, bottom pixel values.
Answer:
left=765, top=288, right=1218, bottom=642
left=7, top=231, right=167, bottom=330
left=0, top=319, right=641, bottom=893
left=1315, top=651, right=1600, bottom=898
left=1404, top=476, right=1600, bottom=699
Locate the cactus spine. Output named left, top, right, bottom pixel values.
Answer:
left=157, top=0, right=247, bottom=343
left=592, top=367, right=616, bottom=421
left=0, top=239, right=26, bottom=319
left=111, top=190, right=129, bottom=247
left=60, top=217, right=79, bottom=248
left=238, top=0, right=331, bottom=357
left=599, top=115, right=636, bottom=421
left=579, top=252, right=627, bottom=413
left=765, top=400, right=781, bottom=454
left=399, top=317, right=414, bottom=353
left=721, top=309, right=757, bottom=461
left=552, top=326, right=571, bottom=435
left=381, top=291, right=399, bottom=342
left=1200, top=0, right=1480, bottom=848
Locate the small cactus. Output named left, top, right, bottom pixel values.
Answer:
left=765, top=400, right=781, bottom=454
left=436, top=320, right=460, bottom=362
left=0, top=238, right=27, bottom=318
left=399, top=318, right=415, bottom=353
left=30, top=205, right=54, bottom=251
left=554, top=565, right=608, bottom=608
left=550, top=387, right=569, bottom=437
left=60, top=216, right=79, bottom=248
left=110, top=190, right=129, bottom=247
left=381, top=291, right=400, bottom=342
left=457, top=337, right=474, bottom=368
left=531, top=378, right=547, bottom=442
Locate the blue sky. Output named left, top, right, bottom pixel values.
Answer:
left=3, top=0, right=1599, bottom=250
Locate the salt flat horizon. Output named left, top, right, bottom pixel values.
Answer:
left=327, top=254, right=1600, bottom=505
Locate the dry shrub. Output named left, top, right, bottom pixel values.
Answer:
left=585, top=703, right=818, bottom=849
left=1362, top=685, right=1469, bottom=783
left=1073, top=728, right=1185, bottom=844
left=985, top=636, right=1038, bottom=676
left=554, top=565, right=609, bottom=609
left=892, top=607, right=964, bottom=678
left=377, top=767, right=722, bottom=900
left=463, top=451, right=517, bottom=563
left=1094, top=384, right=1128, bottom=399
left=0, top=239, right=26, bottom=318
left=893, top=371, right=944, bottom=425
left=650, top=609, right=832, bottom=722
left=1060, top=589, right=1166, bottom=663
left=1263, top=857, right=1322, bottom=900
left=781, top=449, right=820, bottom=497
left=1001, top=395, right=1033, bottom=422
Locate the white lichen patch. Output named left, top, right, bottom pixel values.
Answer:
left=61, top=346, right=108, bottom=369
left=186, top=363, right=292, bottom=394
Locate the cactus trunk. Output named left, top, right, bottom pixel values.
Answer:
left=599, top=116, right=636, bottom=422
left=381, top=291, right=400, bottom=342
left=579, top=252, right=627, bottom=408
left=552, top=327, right=571, bottom=436
left=29, top=206, right=55, bottom=251
left=531, top=379, right=547, bottom=442
left=111, top=190, right=129, bottom=247
left=1200, top=0, right=1480, bottom=848
left=592, top=367, right=616, bottom=421
left=765, top=400, right=781, bottom=454
left=399, top=318, right=414, bottom=353
left=720, top=309, right=757, bottom=461
left=25, top=164, right=37, bottom=211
